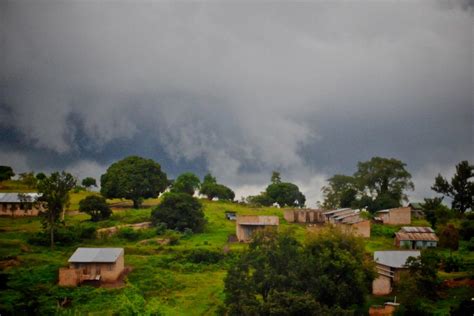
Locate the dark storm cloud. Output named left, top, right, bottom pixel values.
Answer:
left=0, top=0, right=472, bottom=204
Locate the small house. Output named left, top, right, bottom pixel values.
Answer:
left=395, top=226, right=438, bottom=249
left=284, top=209, right=325, bottom=224
left=408, top=202, right=425, bottom=219
left=375, top=207, right=411, bottom=225
left=59, top=248, right=125, bottom=287
left=0, top=193, right=43, bottom=217
left=322, top=208, right=371, bottom=238
left=236, top=215, right=279, bottom=242
left=225, top=212, right=237, bottom=221
left=372, top=250, right=420, bottom=295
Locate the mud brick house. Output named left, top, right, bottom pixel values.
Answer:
left=236, top=215, right=279, bottom=242
left=0, top=193, right=43, bottom=217
left=284, top=209, right=325, bottom=224
left=59, top=248, right=125, bottom=287
left=395, top=226, right=438, bottom=249
left=372, top=250, right=420, bottom=295
left=322, top=208, right=371, bottom=238
left=375, top=207, right=411, bottom=225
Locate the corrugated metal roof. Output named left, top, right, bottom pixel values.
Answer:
left=322, top=208, right=351, bottom=216
left=395, top=232, right=439, bottom=241
left=68, top=248, right=124, bottom=263
left=0, top=193, right=41, bottom=203
left=400, top=226, right=434, bottom=233
left=374, top=250, right=420, bottom=268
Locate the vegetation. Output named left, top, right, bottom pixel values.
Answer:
left=170, top=172, right=201, bottom=195
left=37, top=171, right=77, bottom=249
left=200, top=173, right=235, bottom=201
left=0, top=165, right=15, bottom=181
left=151, top=192, right=206, bottom=233
left=81, top=177, right=97, bottom=189
left=78, top=195, right=112, bottom=221
left=432, top=160, right=473, bottom=214
left=322, top=157, right=414, bottom=212
left=100, top=156, right=168, bottom=208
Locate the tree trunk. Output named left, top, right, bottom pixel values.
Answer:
left=133, top=199, right=140, bottom=209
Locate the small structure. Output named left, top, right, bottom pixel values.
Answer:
left=284, top=209, right=324, bottom=224
left=0, top=193, right=43, bottom=217
left=236, top=215, right=279, bottom=242
left=408, top=202, right=425, bottom=219
left=395, top=227, right=438, bottom=249
left=225, top=212, right=237, bottom=221
left=372, top=250, right=420, bottom=295
left=97, top=222, right=152, bottom=237
left=369, top=302, right=400, bottom=316
left=323, top=208, right=371, bottom=238
left=59, top=248, right=125, bottom=287
left=375, top=207, right=411, bottom=225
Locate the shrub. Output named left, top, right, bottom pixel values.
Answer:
left=438, top=224, right=459, bottom=250
left=185, top=249, right=224, bottom=264
left=155, top=222, right=167, bottom=235
left=117, top=227, right=141, bottom=241
left=466, top=237, right=474, bottom=251
left=79, top=195, right=112, bottom=222
left=28, top=224, right=96, bottom=246
left=459, top=219, right=474, bottom=241
left=443, top=255, right=463, bottom=273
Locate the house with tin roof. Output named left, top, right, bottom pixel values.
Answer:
left=375, top=207, right=411, bottom=225
left=395, top=227, right=438, bottom=249
left=0, top=193, right=43, bottom=217
left=59, top=248, right=125, bottom=287
left=322, top=208, right=371, bottom=238
left=372, top=250, right=421, bottom=295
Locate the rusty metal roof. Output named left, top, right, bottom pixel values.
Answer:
left=400, top=226, right=434, bottom=233
left=395, top=232, right=438, bottom=241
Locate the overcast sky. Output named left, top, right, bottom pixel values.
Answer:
left=1, top=0, right=472, bottom=205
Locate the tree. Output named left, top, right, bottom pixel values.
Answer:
left=266, top=182, right=306, bottom=207
left=421, top=197, right=453, bottom=228
left=271, top=171, right=281, bottom=184
left=438, top=224, right=459, bottom=250
left=19, top=172, right=37, bottom=188
left=170, top=172, right=201, bottom=195
left=246, top=192, right=274, bottom=207
left=151, top=192, right=206, bottom=232
left=199, top=173, right=235, bottom=201
left=81, top=177, right=97, bottom=190
left=0, top=166, right=15, bottom=181
left=432, top=160, right=473, bottom=214
left=79, top=195, right=111, bottom=221
left=35, top=173, right=46, bottom=181
left=321, top=175, right=357, bottom=209
left=100, top=156, right=168, bottom=208
left=223, top=228, right=374, bottom=315
left=37, top=171, right=76, bottom=249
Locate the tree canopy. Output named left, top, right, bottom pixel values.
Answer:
left=199, top=173, right=235, bottom=201
left=100, top=156, right=168, bottom=208
left=223, top=227, right=374, bottom=315
left=79, top=195, right=111, bottom=221
left=322, top=157, right=414, bottom=212
left=170, top=172, right=201, bottom=195
left=0, top=166, right=15, bottom=181
left=81, top=177, right=97, bottom=189
left=151, top=192, right=206, bottom=233
left=432, top=160, right=473, bottom=214
left=37, top=171, right=76, bottom=248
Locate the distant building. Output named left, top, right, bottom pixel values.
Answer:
left=236, top=215, right=279, bottom=242
left=284, top=209, right=325, bottom=224
left=0, top=193, right=43, bottom=217
left=372, top=250, right=420, bottom=295
left=395, top=227, right=438, bottom=249
left=375, top=207, right=411, bottom=225
left=59, top=248, right=125, bottom=287
left=322, top=208, right=371, bottom=238
left=225, top=212, right=237, bottom=221
left=408, top=202, right=425, bottom=219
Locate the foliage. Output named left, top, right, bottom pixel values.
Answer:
left=100, top=156, right=168, bottom=208
left=421, top=197, right=454, bottom=228
left=79, top=195, right=112, bottom=221
left=246, top=192, right=274, bottom=206
left=432, top=160, right=473, bottom=214
left=443, top=255, right=463, bottom=273
left=170, top=172, right=201, bottom=195
left=223, top=228, right=374, bottom=315
left=117, top=227, right=141, bottom=241
left=35, top=172, right=46, bottom=181
left=81, top=177, right=97, bottom=189
left=266, top=181, right=306, bottom=207
left=151, top=192, right=206, bottom=232
left=28, top=224, right=96, bottom=246
left=438, top=224, right=459, bottom=250
left=184, top=249, right=225, bottom=264
left=322, top=157, right=414, bottom=212
left=467, top=237, right=474, bottom=251
left=200, top=173, right=235, bottom=201
left=271, top=171, right=281, bottom=184
left=19, top=172, right=38, bottom=188
left=0, top=165, right=15, bottom=181
left=37, top=171, right=76, bottom=248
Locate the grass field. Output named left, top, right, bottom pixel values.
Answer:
left=0, top=193, right=472, bottom=315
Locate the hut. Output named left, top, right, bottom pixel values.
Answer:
left=0, top=193, right=43, bottom=217
left=375, top=207, right=411, bottom=225
left=395, top=227, right=438, bottom=249
left=236, top=215, right=279, bottom=242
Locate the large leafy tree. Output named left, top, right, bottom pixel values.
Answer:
left=432, top=160, right=473, bottom=214
left=266, top=182, right=306, bottom=207
left=199, top=173, right=235, bottom=201
left=321, top=174, right=357, bottom=209
left=79, top=195, right=112, bottom=221
left=170, top=172, right=201, bottom=195
left=81, top=177, right=97, bottom=190
left=100, top=156, right=168, bottom=208
left=37, top=171, right=76, bottom=249
left=0, top=166, right=15, bottom=181
left=223, top=228, right=374, bottom=315
left=151, top=192, right=206, bottom=232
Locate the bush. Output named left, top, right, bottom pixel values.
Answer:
left=438, top=224, right=459, bottom=250
left=151, top=192, right=206, bottom=233
left=117, top=227, right=141, bottom=241
left=79, top=195, right=112, bottom=222
left=155, top=222, right=167, bottom=235
left=459, top=219, right=474, bottom=241
left=443, top=255, right=463, bottom=273
left=466, top=237, right=474, bottom=251
left=185, top=249, right=224, bottom=264
left=28, top=224, right=96, bottom=246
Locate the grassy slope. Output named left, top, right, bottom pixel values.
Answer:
left=0, top=193, right=472, bottom=315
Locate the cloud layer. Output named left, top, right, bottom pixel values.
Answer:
left=1, top=1, right=472, bottom=204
